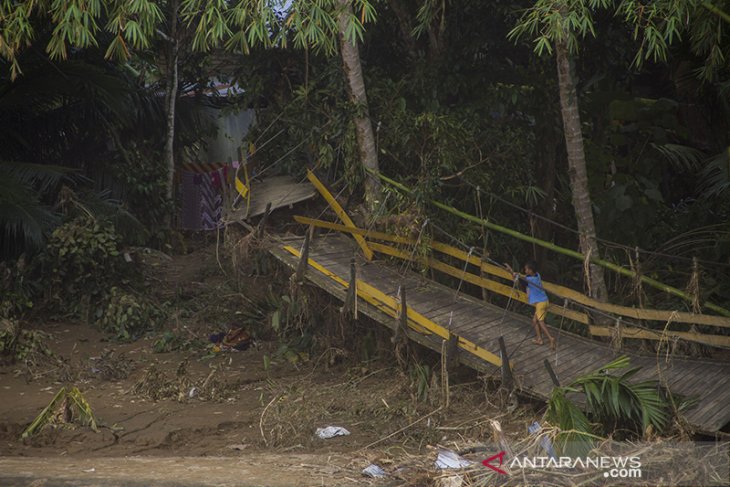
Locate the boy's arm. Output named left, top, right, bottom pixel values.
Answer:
left=504, top=264, right=518, bottom=280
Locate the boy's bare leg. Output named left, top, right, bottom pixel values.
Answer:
left=532, top=315, right=543, bottom=345
left=539, top=320, right=555, bottom=350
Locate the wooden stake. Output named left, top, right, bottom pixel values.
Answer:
left=398, top=285, right=408, bottom=336
left=391, top=284, right=410, bottom=343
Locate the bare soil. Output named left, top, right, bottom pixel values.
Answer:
left=0, top=241, right=534, bottom=486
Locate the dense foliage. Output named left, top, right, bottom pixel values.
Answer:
left=1, top=0, right=729, bottom=333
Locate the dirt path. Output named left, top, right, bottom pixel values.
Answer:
left=0, top=454, right=370, bottom=486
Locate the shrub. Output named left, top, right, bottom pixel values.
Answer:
left=0, top=258, right=35, bottom=319
left=43, top=217, right=124, bottom=317
left=96, top=287, right=166, bottom=341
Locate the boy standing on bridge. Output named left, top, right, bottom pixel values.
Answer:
left=505, top=261, right=556, bottom=350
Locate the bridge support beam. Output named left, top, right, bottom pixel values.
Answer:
left=340, top=257, right=357, bottom=319
left=498, top=336, right=514, bottom=391
left=256, top=202, right=272, bottom=238
left=446, top=333, right=460, bottom=371
left=294, top=225, right=313, bottom=283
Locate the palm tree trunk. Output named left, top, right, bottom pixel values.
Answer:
left=555, top=39, right=609, bottom=303
left=163, top=0, right=180, bottom=220
left=336, top=0, right=381, bottom=213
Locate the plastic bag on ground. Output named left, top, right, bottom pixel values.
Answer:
left=362, top=464, right=386, bottom=478
left=315, top=426, right=350, bottom=439
left=434, top=448, right=474, bottom=469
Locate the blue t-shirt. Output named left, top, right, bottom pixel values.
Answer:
left=525, top=273, right=548, bottom=304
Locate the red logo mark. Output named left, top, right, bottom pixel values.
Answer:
left=482, top=451, right=508, bottom=475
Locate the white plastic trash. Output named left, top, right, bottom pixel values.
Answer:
left=434, top=448, right=474, bottom=469
left=315, top=426, right=351, bottom=439
left=362, top=464, right=386, bottom=478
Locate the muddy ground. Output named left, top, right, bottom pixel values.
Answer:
left=0, top=240, right=538, bottom=486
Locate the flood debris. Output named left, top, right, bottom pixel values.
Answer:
left=528, top=420, right=556, bottom=459
left=437, top=475, right=464, bottom=487
left=89, top=349, right=133, bottom=381
left=209, top=326, right=252, bottom=352
left=0, top=319, right=54, bottom=367
left=315, top=426, right=350, bottom=439
left=22, top=386, right=98, bottom=438
left=130, top=360, right=237, bottom=403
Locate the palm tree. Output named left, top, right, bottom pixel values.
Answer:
left=0, top=163, right=64, bottom=258
left=0, top=53, right=164, bottom=258
left=509, top=1, right=611, bottom=301
left=554, top=38, right=608, bottom=301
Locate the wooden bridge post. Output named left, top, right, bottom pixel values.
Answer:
left=391, top=285, right=410, bottom=343
left=498, top=336, right=514, bottom=391
left=543, top=359, right=561, bottom=387
left=446, top=333, right=460, bottom=371
left=294, top=225, right=313, bottom=283
left=340, top=257, right=357, bottom=318
left=390, top=284, right=411, bottom=368
left=256, top=202, right=272, bottom=238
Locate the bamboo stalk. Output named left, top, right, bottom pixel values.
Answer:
left=369, top=170, right=730, bottom=317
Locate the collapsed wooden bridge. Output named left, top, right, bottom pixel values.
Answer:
left=267, top=171, right=730, bottom=435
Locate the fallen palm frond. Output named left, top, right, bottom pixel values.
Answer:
left=545, top=355, right=671, bottom=454
left=21, top=386, right=98, bottom=438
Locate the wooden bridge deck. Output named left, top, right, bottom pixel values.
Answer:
left=269, top=234, right=730, bottom=435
